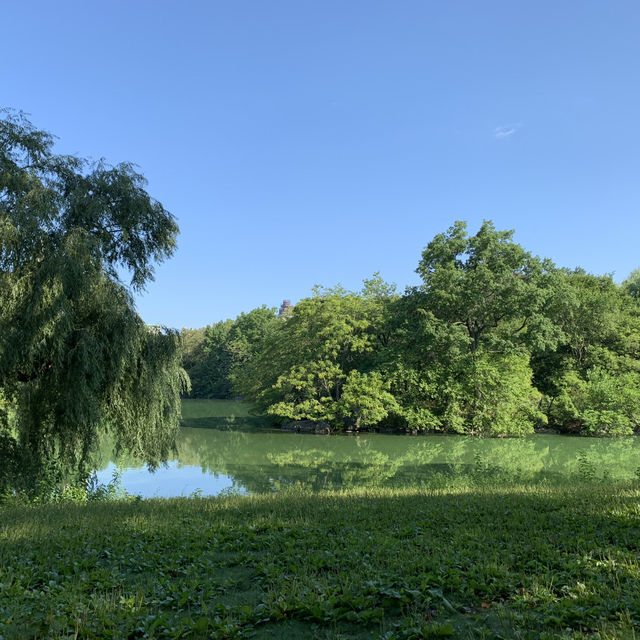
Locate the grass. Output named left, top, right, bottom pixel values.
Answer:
left=2, top=483, right=640, bottom=638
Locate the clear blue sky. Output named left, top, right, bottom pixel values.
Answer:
left=4, top=1, right=640, bottom=328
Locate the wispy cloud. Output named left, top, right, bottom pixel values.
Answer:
left=493, top=123, right=522, bottom=139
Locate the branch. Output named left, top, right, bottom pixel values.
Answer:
left=512, top=317, right=528, bottom=335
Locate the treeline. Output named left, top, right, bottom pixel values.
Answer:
left=183, top=221, right=640, bottom=436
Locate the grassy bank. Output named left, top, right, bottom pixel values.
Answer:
left=2, top=483, right=640, bottom=639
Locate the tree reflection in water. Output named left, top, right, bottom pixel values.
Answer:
left=92, top=426, right=640, bottom=497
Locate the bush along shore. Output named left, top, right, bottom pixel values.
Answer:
left=2, top=481, right=640, bottom=639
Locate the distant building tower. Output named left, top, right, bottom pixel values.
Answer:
left=278, top=299, right=292, bottom=316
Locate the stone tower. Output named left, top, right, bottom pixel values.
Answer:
left=278, top=299, right=292, bottom=316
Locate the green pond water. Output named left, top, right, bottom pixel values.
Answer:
left=95, top=400, right=640, bottom=498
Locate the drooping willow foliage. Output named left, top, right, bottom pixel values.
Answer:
left=0, top=111, right=188, bottom=494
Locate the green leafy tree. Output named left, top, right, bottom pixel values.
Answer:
left=183, top=320, right=234, bottom=398
left=448, top=352, right=545, bottom=435
left=268, top=360, right=344, bottom=423
left=548, top=368, right=640, bottom=436
left=227, top=306, right=279, bottom=390
left=205, top=219, right=640, bottom=438
left=383, top=293, right=467, bottom=432
left=184, top=307, right=279, bottom=399
left=238, top=280, right=397, bottom=428
left=531, top=269, right=640, bottom=433
left=389, top=221, right=559, bottom=434
left=623, top=268, right=640, bottom=300
left=247, top=289, right=373, bottom=423
left=181, top=327, right=207, bottom=373
left=0, top=110, right=188, bottom=493
left=337, top=370, right=399, bottom=430
left=416, top=220, right=561, bottom=354
left=548, top=271, right=634, bottom=373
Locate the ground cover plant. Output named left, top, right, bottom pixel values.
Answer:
left=2, top=482, right=639, bottom=639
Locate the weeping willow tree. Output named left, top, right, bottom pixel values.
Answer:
left=0, top=110, right=189, bottom=494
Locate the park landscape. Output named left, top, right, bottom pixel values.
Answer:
left=2, top=3, right=640, bottom=638
left=1, top=109, right=640, bottom=639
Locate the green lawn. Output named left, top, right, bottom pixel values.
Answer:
left=2, top=483, right=639, bottom=639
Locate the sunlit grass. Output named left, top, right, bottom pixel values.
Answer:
left=2, top=483, right=640, bottom=638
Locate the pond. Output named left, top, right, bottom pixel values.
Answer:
left=94, top=400, right=640, bottom=498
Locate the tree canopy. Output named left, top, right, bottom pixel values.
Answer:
left=0, top=111, right=188, bottom=494
left=189, top=222, right=640, bottom=437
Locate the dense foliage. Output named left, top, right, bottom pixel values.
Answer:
left=182, top=306, right=280, bottom=399
left=189, top=222, right=640, bottom=436
left=0, top=111, right=188, bottom=495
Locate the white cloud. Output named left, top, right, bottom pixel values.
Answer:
left=493, top=123, right=522, bottom=139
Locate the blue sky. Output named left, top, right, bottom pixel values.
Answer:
left=4, top=1, right=640, bottom=328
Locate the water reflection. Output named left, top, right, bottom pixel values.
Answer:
left=93, top=427, right=640, bottom=498
left=96, top=461, right=241, bottom=498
